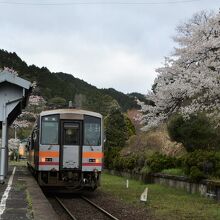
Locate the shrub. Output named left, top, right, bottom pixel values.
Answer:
left=189, top=166, right=205, bottom=182
left=146, top=152, right=178, bottom=173
left=112, top=154, right=139, bottom=171
left=104, top=147, right=121, bottom=169
left=181, top=150, right=217, bottom=175
left=168, top=113, right=219, bottom=152
left=181, top=150, right=220, bottom=181
left=140, top=166, right=152, bottom=175
left=48, top=97, right=66, bottom=107
left=124, top=155, right=138, bottom=170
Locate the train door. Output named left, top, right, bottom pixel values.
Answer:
left=61, top=122, right=81, bottom=169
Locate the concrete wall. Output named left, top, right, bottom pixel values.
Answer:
left=106, top=170, right=220, bottom=202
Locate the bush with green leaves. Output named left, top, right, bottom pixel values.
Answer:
left=123, top=154, right=138, bottom=170
left=181, top=150, right=220, bottom=181
left=48, top=97, right=67, bottom=107
left=140, top=166, right=152, bottom=176
left=168, top=113, right=220, bottom=152
left=146, top=152, right=178, bottom=173
left=112, top=154, right=139, bottom=171
left=189, top=166, right=205, bottom=182
left=104, top=147, right=121, bottom=169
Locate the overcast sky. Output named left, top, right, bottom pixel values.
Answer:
left=0, top=0, right=219, bottom=94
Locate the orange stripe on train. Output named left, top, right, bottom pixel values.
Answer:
left=38, top=151, right=59, bottom=157
left=82, top=152, right=103, bottom=158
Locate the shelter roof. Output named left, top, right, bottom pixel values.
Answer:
left=0, top=70, right=31, bottom=89
left=0, top=70, right=32, bottom=127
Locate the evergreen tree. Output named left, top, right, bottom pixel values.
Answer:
left=168, top=113, right=220, bottom=151
left=105, top=108, right=127, bottom=148
left=104, top=108, right=135, bottom=168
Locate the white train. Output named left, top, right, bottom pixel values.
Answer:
left=27, top=108, right=103, bottom=191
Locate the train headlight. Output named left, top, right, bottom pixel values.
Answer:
left=41, top=157, right=45, bottom=162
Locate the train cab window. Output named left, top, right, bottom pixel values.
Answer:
left=41, top=115, right=59, bottom=145
left=84, top=116, right=101, bottom=146
left=63, top=123, right=80, bottom=145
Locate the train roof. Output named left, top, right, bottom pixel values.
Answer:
left=40, top=108, right=102, bottom=118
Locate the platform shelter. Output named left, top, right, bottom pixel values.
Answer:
left=0, top=70, right=31, bottom=183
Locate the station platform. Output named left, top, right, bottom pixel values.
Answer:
left=0, top=162, right=58, bottom=220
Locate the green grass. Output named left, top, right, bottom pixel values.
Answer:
left=26, top=189, right=34, bottom=219
left=14, top=181, right=26, bottom=191
left=9, top=159, right=27, bottom=167
left=101, top=173, right=220, bottom=220
left=160, top=168, right=185, bottom=176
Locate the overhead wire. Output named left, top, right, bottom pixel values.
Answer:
left=0, top=0, right=203, bottom=6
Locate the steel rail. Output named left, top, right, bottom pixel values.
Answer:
left=81, top=196, right=119, bottom=220
left=55, top=196, right=77, bottom=220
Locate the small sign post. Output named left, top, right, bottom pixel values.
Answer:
left=140, top=187, right=148, bottom=202
left=126, top=179, right=129, bottom=188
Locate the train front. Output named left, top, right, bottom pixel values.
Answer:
left=36, top=109, right=103, bottom=191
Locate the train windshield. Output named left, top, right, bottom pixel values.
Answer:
left=41, top=115, right=59, bottom=145
left=84, top=116, right=101, bottom=146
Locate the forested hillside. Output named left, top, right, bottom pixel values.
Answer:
left=0, top=49, right=142, bottom=115
left=101, top=88, right=138, bottom=112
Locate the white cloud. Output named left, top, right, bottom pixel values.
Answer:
left=0, top=0, right=219, bottom=94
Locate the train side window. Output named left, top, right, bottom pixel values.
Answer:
left=31, top=128, right=38, bottom=150
left=33, top=130, right=38, bottom=142
left=41, top=115, right=59, bottom=145
left=31, top=132, right=34, bottom=150
left=84, top=116, right=101, bottom=146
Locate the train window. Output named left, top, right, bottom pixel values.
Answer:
left=84, top=116, right=101, bottom=146
left=31, top=128, right=38, bottom=149
left=63, top=123, right=80, bottom=145
left=41, top=115, right=59, bottom=145
left=31, top=132, right=35, bottom=150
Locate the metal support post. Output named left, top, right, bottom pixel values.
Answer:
left=0, top=118, right=7, bottom=183
left=5, top=124, right=9, bottom=177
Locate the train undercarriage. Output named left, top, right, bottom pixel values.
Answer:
left=28, top=163, right=100, bottom=191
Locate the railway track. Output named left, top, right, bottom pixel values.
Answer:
left=53, top=195, right=119, bottom=220
left=80, top=196, right=119, bottom=220
left=55, top=196, right=77, bottom=220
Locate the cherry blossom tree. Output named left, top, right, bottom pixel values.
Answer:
left=141, top=10, right=220, bottom=131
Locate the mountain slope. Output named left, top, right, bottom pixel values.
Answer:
left=0, top=49, right=142, bottom=115
left=101, top=88, right=139, bottom=111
